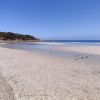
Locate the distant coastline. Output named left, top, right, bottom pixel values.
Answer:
left=0, top=32, right=39, bottom=42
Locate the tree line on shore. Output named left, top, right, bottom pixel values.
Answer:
left=0, top=32, right=38, bottom=41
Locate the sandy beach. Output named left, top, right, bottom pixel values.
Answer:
left=0, top=44, right=100, bottom=100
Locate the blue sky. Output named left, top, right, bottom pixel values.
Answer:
left=0, top=0, right=100, bottom=40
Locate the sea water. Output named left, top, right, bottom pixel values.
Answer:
left=1, top=41, right=100, bottom=58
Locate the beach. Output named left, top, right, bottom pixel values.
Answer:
left=0, top=43, right=100, bottom=100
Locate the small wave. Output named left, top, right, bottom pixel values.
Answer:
left=35, top=42, right=64, bottom=45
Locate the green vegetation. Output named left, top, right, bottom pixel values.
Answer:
left=0, top=32, right=38, bottom=41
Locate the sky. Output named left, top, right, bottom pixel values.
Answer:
left=0, top=0, right=100, bottom=40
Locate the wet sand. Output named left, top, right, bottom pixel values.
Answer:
left=0, top=44, right=100, bottom=100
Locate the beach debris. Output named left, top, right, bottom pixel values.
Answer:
left=81, top=57, right=84, bottom=59
left=74, top=55, right=88, bottom=60
left=86, top=56, right=88, bottom=59
left=74, top=59, right=77, bottom=60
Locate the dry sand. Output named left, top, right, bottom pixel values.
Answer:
left=0, top=44, right=100, bottom=100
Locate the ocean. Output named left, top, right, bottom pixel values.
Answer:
left=1, top=40, right=100, bottom=51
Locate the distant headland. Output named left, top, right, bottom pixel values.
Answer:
left=0, top=32, right=39, bottom=42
